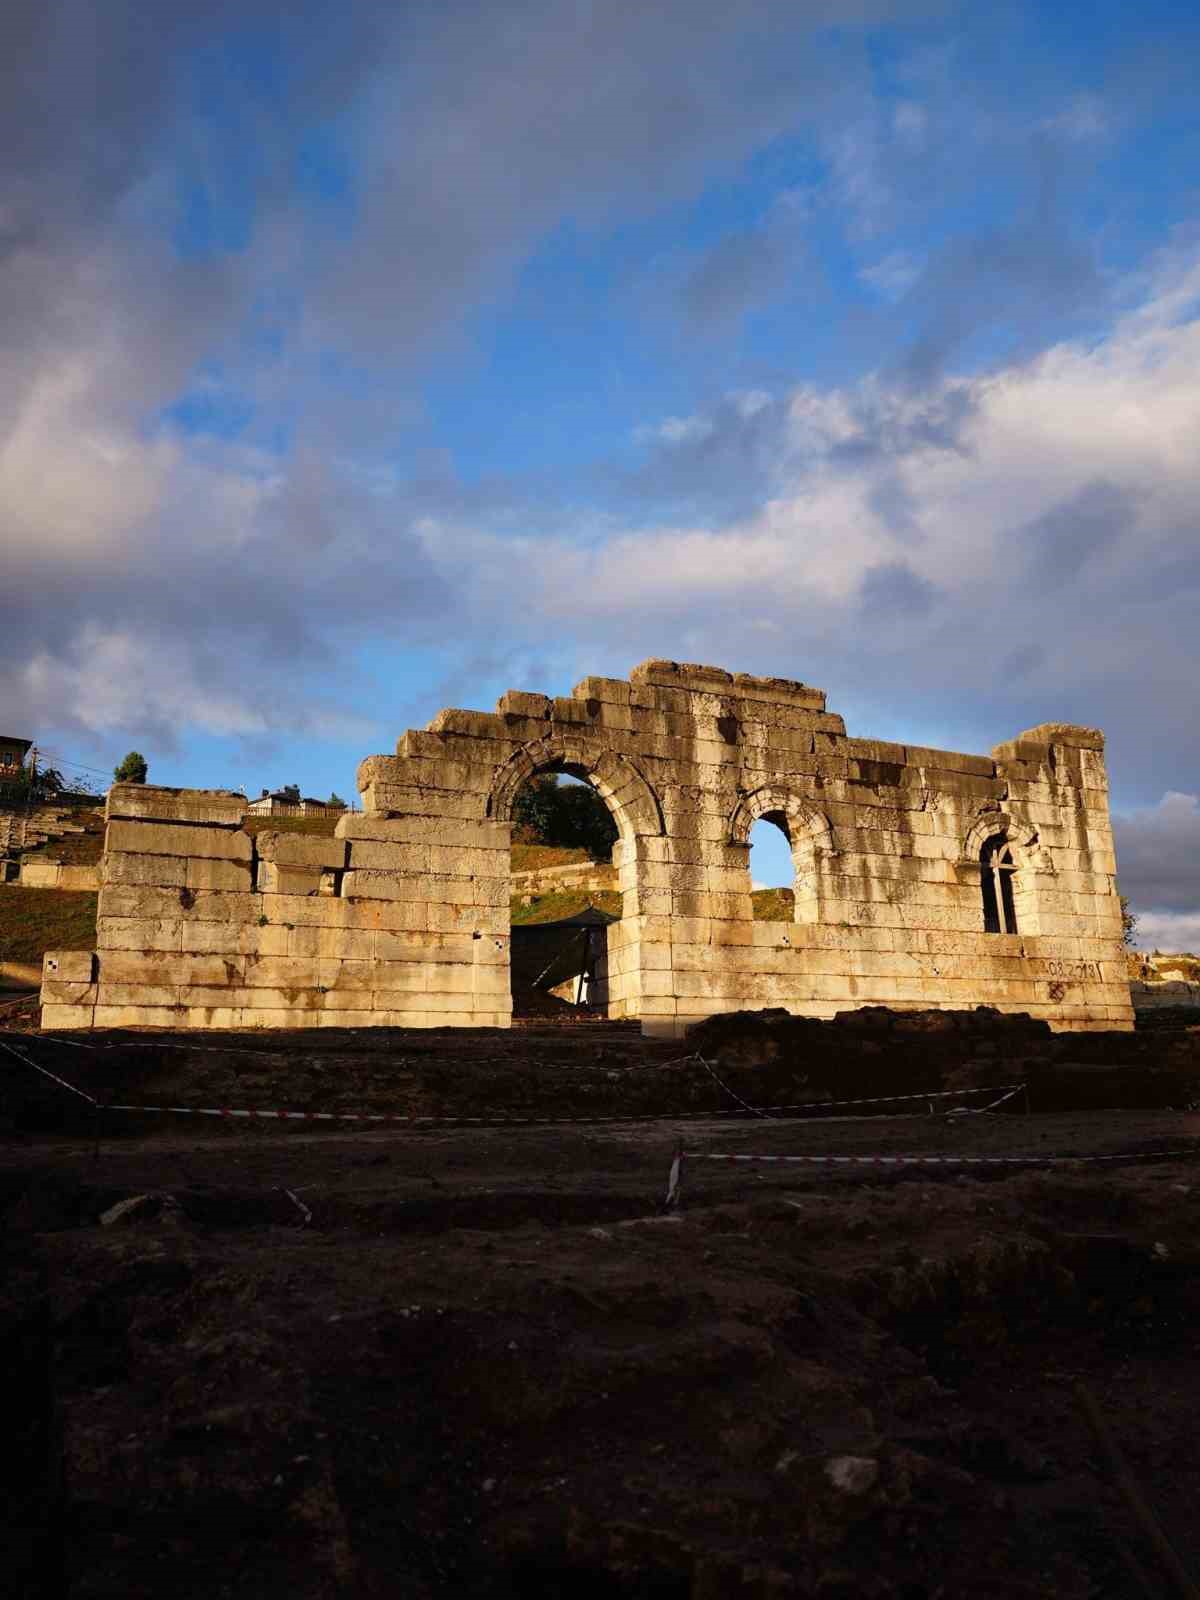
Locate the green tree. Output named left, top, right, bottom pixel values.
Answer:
left=1119, top=893, right=1138, bottom=948
left=512, top=774, right=617, bottom=860
left=328, top=791, right=347, bottom=808
left=113, top=750, right=148, bottom=784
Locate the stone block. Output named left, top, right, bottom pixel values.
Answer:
left=106, top=819, right=252, bottom=861
left=93, top=1004, right=183, bottom=1029
left=340, top=869, right=417, bottom=902
left=96, top=917, right=184, bottom=953
left=100, top=951, right=243, bottom=987
left=256, top=832, right=349, bottom=870
left=256, top=862, right=325, bottom=896
left=181, top=922, right=290, bottom=957
left=347, top=840, right=430, bottom=873
left=426, top=707, right=509, bottom=740
left=41, top=980, right=98, bottom=1006
left=43, top=950, right=95, bottom=983
left=41, top=1004, right=96, bottom=1030
left=107, top=783, right=247, bottom=827
left=240, top=956, right=320, bottom=989
left=188, top=857, right=255, bottom=892
left=288, top=925, right=376, bottom=960
left=96, top=983, right=181, bottom=1008
left=185, top=1007, right=247, bottom=1030
left=496, top=689, right=552, bottom=719
left=102, top=851, right=188, bottom=889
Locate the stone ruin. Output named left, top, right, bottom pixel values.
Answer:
left=40, top=659, right=1134, bottom=1036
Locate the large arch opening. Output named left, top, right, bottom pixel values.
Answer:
left=492, top=744, right=662, bottom=1018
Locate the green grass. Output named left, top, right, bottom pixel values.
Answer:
left=511, top=890, right=622, bottom=925
left=0, top=886, right=98, bottom=965
left=241, top=814, right=343, bottom=838
left=510, top=886, right=796, bottom=925
left=510, top=841, right=591, bottom=872
left=17, top=807, right=107, bottom=866
left=751, top=887, right=795, bottom=920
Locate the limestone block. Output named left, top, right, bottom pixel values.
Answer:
left=288, top=925, right=376, bottom=960
left=41, top=1003, right=96, bottom=1030
left=426, top=902, right=508, bottom=935
left=347, top=840, right=431, bottom=873
left=256, top=862, right=325, bottom=896
left=905, top=746, right=997, bottom=779
left=100, top=951, right=244, bottom=987
left=426, top=707, right=510, bottom=740
left=845, top=739, right=908, bottom=767
left=181, top=921, right=290, bottom=957
left=96, top=983, right=181, bottom=1008
left=256, top=832, right=348, bottom=870
left=93, top=1005, right=183, bottom=1029
left=359, top=785, right=489, bottom=821
left=188, top=857, right=255, bottom=892
left=318, top=959, right=375, bottom=992
left=336, top=813, right=509, bottom=849
left=472, top=965, right=511, bottom=996
left=496, top=689, right=552, bottom=719
left=43, top=950, right=95, bottom=983
left=107, top=783, right=247, bottom=827
left=171, top=889, right=265, bottom=928
left=1015, top=721, right=1105, bottom=751
left=184, top=1007, right=248, bottom=1029
left=103, top=851, right=188, bottom=889
left=340, top=869, right=419, bottom=901
left=106, top=819, right=252, bottom=862
left=240, top=956, right=320, bottom=989
left=41, top=980, right=98, bottom=1005
left=96, top=917, right=184, bottom=953
left=179, top=985, right=323, bottom=1010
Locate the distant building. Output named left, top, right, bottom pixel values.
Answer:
left=0, top=736, right=32, bottom=784
left=246, top=788, right=348, bottom=817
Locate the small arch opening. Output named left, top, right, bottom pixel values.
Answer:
left=980, top=835, right=1019, bottom=934
left=748, top=816, right=795, bottom=920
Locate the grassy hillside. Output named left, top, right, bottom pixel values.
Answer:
left=0, top=887, right=98, bottom=966
left=511, top=841, right=590, bottom=873
left=510, top=886, right=796, bottom=926
left=16, top=806, right=107, bottom=866
left=241, top=814, right=343, bottom=838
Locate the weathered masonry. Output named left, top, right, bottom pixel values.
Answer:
left=41, top=659, right=1134, bottom=1035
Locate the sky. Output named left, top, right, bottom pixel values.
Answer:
left=1, top=0, right=1197, bottom=947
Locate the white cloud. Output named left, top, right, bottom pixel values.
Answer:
left=421, top=245, right=1200, bottom=805
left=1041, top=93, right=1108, bottom=142
left=859, top=249, right=922, bottom=300
left=1131, top=912, right=1200, bottom=955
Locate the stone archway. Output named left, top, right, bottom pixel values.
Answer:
left=728, top=785, right=836, bottom=924
left=488, top=737, right=666, bottom=1015
left=487, top=738, right=664, bottom=841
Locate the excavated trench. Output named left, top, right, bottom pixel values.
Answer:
left=7, top=1158, right=1200, bottom=1599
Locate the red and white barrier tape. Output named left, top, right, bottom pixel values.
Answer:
left=6, top=1029, right=1027, bottom=1126
left=665, top=1143, right=1200, bottom=1207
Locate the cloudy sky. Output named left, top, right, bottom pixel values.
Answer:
left=2, top=1, right=1197, bottom=944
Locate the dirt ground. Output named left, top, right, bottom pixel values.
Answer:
left=6, top=1019, right=1200, bottom=1597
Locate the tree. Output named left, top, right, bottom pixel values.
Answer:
left=512, top=774, right=617, bottom=860
left=1118, top=892, right=1138, bottom=948
left=113, top=751, right=148, bottom=785
left=328, top=792, right=347, bottom=809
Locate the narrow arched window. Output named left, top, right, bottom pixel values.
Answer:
left=980, top=836, right=1018, bottom=934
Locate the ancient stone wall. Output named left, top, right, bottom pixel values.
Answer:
left=41, top=659, right=1134, bottom=1034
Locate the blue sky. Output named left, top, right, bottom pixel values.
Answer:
left=2, top=0, right=1198, bottom=943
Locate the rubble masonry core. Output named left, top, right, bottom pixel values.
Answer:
left=40, top=659, right=1134, bottom=1036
